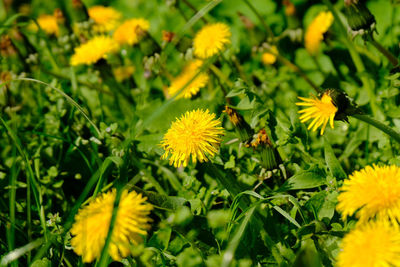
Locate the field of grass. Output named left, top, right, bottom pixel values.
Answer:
left=2, top=0, right=400, bottom=266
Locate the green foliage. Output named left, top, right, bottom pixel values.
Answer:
left=1, top=0, right=400, bottom=266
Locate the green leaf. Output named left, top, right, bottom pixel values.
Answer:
left=132, top=188, right=190, bottom=211
left=30, top=258, right=51, bottom=267
left=272, top=205, right=301, bottom=228
left=324, top=138, right=346, bottom=180
left=221, top=206, right=256, bottom=267
left=318, top=191, right=338, bottom=221
left=292, top=240, right=323, bottom=267
left=279, top=166, right=326, bottom=191
left=306, top=191, right=338, bottom=221
left=148, top=228, right=172, bottom=251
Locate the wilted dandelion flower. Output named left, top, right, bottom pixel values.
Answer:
left=36, top=14, right=59, bottom=36
left=70, top=189, right=153, bottom=263
left=88, top=6, right=121, bottom=32
left=261, top=46, right=278, bottom=65
left=161, top=109, right=224, bottom=168
left=337, top=164, right=400, bottom=223
left=70, top=36, right=119, bottom=66
left=113, top=18, right=150, bottom=45
left=305, top=11, right=333, bottom=54
left=167, top=60, right=209, bottom=99
left=296, top=91, right=338, bottom=135
left=337, top=220, right=400, bottom=267
left=193, top=23, right=231, bottom=59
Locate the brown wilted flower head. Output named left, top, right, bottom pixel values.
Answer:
left=344, top=0, right=359, bottom=6
left=72, top=0, right=85, bottom=9
left=162, top=31, right=175, bottom=42
left=54, top=8, right=65, bottom=24
left=283, top=0, right=296, bottom=16
left=248, top=129, right=272, bottom=148
left=224, top=106, right=254, bottom=144
left=237, top=12, right=254, bottom=30
left=0, top=35, right=17, bottom=57
left=0, top=71, right=12, bottom=83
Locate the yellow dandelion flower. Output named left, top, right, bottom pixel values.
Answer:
left=167, top=60, right=209, bottom=99
left=161, top=109, right=224, bottom=168
left=337, top=220, right=400, bottom=267
left=113, top=18, right=150, bottom=45
left=193, top=23, right=231, bottom=59
left=70, top=189, right=153, bottom=263
left=261, top=46, right=278, bottom=65
left=305, top=11, right=333, bottom=55
left=113, top=66, right=135, bottom=82
left=296, top=91, right=338, bottom=135
left=70, top=36, right=119, bottom=66
left=337, top=164, right=400, bottom=223
left=88, top=6, right=121, bottom=32
left=36, top=14, right=59, bottom=36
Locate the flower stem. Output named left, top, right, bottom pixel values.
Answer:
left=181, top=0, right=208, bottom=23
left=277, top=54, right=321, bottom=93
left=242, top=0, right=274, bottom=40
left=369, top=38, right=399, bottom=67
left=351, top=114, right=400, bottom=144
left=323, top=0, right=378, bottom=117
left=209, top=64, right=233, bottom=88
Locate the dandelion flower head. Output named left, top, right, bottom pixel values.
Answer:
left=305, top=11, right=333, bottom=54
left=193, top=23, right=231, bottom=59
left=337, top=220, right=400, bottom=267
left=88, top=6, right=121, bottom=32
left=36, top=14, right=59, bottom=36
left=113, top=18, right=150, bottom=45
left=167, top=60, right=209, bottom=99
left=337, top=164, right=400, bottom=223
left=70, top=189, right=153, bottom=263
left=161, top=109, right=224, bottom=168
left=296, top=90, right=338, bottom=135
left=261, top=46, right=278, bottom=65
left=70, top=36, right=119, bottom=66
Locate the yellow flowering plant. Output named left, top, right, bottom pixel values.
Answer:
left=4, top=0, right=400, bottom=266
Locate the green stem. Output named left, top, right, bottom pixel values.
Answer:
left=351, top=114, right=400, bottom=144
left=242, top=0, right=274, bottom=39
left=277, top=54, right=320, bottom=93
left=209, top=64, right=234, bottom=88
left=181, top=0, right=208, bottom=23
left=323, top=0, right=378, bottom=116
left=369, top=38, right=399, bottom=66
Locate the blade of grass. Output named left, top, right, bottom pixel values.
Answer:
left=7, top=78, right=101, bottom=137
left=0, top=238, right=44, bottom=266
left=7, top=145, right=17, bottom=267
left=32, top=158, right=113, bottom=262
left=0, top=116, right=48, bottom=243
left=221, top=206, right=256, bottom=267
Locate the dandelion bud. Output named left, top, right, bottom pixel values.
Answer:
left=344, top=0, right=376, bottom=39
left=224, top=106, right=253, bottom=144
